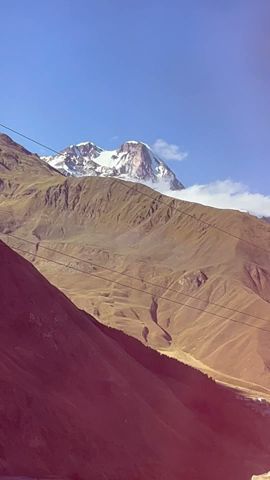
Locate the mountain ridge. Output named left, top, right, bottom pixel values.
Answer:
left=1, top=133, right=270, bottom=399
left=42, top=139, right=184, bottom=191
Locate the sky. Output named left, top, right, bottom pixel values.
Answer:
left=1, top=0, right=270, bottom=213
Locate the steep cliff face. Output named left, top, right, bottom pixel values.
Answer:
left=42, top=140, right=184, bottom=190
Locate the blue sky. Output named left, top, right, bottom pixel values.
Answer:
left=1, top=0, right=270, bottom=200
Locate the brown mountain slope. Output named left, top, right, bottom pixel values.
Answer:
left=1, top=133, right=270, bottom=397
left=0, top=133, right=58, bottom=182
left=2, top=238, right=270, bottom=480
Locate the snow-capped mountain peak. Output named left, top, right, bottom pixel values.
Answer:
left=42, top=140, right=184, bottom=191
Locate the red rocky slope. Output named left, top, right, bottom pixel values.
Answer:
left=0, top=240, right=270, bottom=480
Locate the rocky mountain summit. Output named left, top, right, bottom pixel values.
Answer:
left=42, top=140, right=184, bottom=190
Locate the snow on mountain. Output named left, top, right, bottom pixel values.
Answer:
left=42, top=140, right=184, bottom=191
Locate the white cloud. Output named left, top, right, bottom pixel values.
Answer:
left=158, top=179, right=270, bottom=218
left=152, top=138, right=188, bottom=162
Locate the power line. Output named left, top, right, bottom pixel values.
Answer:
left=118, top=180, right=270, bottom=255
left=1, top=122, right=270, bottom=329
left=5, top=232, right=269, bottom=323
left=0, top=122, right=60, bottom=155
left=5, top=239, right=270, bottom=335
left=1, top=121, right=270, bottom=327
left=1, top=121, right=270, bottom=256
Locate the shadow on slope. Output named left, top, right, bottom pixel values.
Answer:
left=0, top=239, right=270, bottom=480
